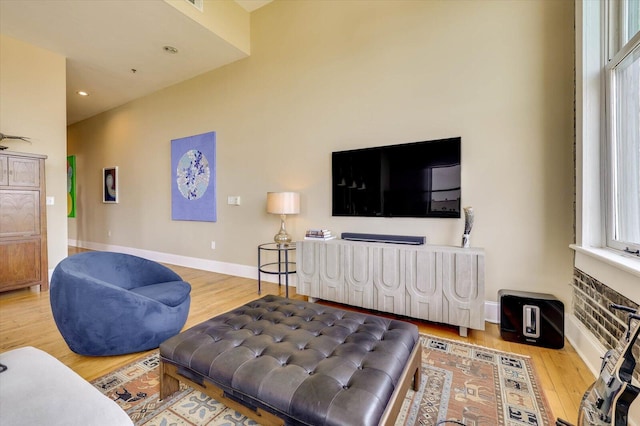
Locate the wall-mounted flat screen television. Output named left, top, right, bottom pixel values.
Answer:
left=332, top=137, right=461, bottom=218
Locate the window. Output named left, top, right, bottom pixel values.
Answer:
left=605, top=1, right=640, bottom=255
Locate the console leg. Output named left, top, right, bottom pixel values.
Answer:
left=459, top=326, right=468, bottom=337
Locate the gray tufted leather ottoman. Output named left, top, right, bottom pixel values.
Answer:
left=159, top=295, right=421, bottom=426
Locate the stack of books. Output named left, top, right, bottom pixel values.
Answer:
left=304, top=229, right=335, bottom=240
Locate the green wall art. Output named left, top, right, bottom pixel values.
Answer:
left=67, top=155, right=76, bottom=217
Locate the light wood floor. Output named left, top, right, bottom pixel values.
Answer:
left=0, top=247, right=593, bottom=424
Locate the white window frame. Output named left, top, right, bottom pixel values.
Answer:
left=604, top=2, right=640, bottom=255
left=573, top=0, right=640, bottom=285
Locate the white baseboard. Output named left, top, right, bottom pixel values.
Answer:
left=564, top=314, right=604, bottom=378
left=67, top=240, right=295, bottom=286
left=484, top=300, right=499, bottom=324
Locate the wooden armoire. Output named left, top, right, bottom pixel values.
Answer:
left=0, top=151, right=48, bottom=292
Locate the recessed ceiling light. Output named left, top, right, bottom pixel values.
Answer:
left=77, top=91, right=89, bottom=96
left=163, top=45, right=178, bottom=54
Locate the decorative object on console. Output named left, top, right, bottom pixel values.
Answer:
left=462, top=206, right=474, bottom=248
left=266, top=191, right=300, bottom=246
left=304, top=229, right=335, bottom=240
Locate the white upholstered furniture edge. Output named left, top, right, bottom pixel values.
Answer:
left=0, top=346, right=133, bottom=426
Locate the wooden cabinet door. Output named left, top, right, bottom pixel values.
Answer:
left=0, top=156, right=7, bottom=185
left=0, top=152, right=47, bottom=292
left=8, top=157, right=40, bottom=187
left=0, top=190, right=40, bottom=237
left=0, top=238, right=41, bottom=291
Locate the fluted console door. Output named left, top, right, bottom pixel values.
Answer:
left=297, top=239, right=485, bottom=336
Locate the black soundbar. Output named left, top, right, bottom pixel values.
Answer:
left=341, top=232, right=426, bottom=245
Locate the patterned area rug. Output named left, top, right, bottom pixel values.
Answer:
left=92, top=335, right=554, bottom=425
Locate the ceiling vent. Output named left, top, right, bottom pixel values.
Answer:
left=185, top=0, right=203, bottom=12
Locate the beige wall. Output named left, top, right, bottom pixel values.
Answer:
left=67, top=0, right=575, bottom=305
left=0, top=34, right=68, bottom=274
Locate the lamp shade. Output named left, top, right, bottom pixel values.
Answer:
left=266, top=192, right=300, bottom=215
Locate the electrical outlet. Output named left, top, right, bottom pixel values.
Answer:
left=211, top=241, right=216, bottom=250
left=227, top=196, right=241, bottom=206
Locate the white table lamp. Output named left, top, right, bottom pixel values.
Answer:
left=267, top=192, right=300, bottom=245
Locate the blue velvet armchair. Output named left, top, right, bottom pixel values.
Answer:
left=50, top=251, right=191, bottom=356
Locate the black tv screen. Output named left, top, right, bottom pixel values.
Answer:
left=332, top=137, right=461, bottom=218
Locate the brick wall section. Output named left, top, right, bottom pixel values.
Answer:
left=572, top=268, right=640, bottom=383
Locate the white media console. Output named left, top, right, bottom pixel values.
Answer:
left=297, top=239, right=485, bottom=336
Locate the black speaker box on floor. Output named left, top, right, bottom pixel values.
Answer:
left=499, top=289, right=565, bottom=349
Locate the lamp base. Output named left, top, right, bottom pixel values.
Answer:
left=274, top=232, right=292, bottom=246
left=273, top=214, right=292, bottom=246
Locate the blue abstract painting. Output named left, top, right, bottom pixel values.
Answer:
left=171, top=131, right=216, bottom=222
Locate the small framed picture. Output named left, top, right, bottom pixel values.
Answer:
left=102, top=166, right=118, bottom=203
